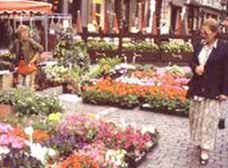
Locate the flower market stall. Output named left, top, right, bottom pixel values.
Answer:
left=82, top=61, right=192, bottom=117
left=0, top=0, right=52, bottom=14
left=0, top=87, right=159, bottom=167
left=0, top=0, right=52, bottom=50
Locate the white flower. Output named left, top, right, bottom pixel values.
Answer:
left=105, top=149, right=128, bottom=168
left=24, top=126, right=34, bottom=136
left=183, top=86, right=189, bottom=90
left=29, top=143, right=48, bottom=164
left=48, top=148, right=57, bottom=157
left=141, top=125, right=156, bottom=134
left=28, top=142, right=57, bottom=164
left=0, top=146, right=10, bottom=155
left=145, top=142, right=153, bottom=149
left=24, top=126, right=34, bottom=141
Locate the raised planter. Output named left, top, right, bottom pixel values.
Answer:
left=161, top=52, right=192, bottom=63
left=88, top=49, right=118, bottom=61
left=0, top=104, right=15, bottom=118
left=0, top=71, right=14, bottom=90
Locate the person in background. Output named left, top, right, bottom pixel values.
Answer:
left=9, top=24, right=43, bottom=89
left=222, top=16, right=228, bottom=33
left=187, top=18, right=228, bottom=165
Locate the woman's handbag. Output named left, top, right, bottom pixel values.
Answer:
left=219, top=101, right=227, bottom=129
left=218, top=118, right=225, bottom=129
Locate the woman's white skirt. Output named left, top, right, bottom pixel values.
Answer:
left=189, top=99, right=221, bottom=151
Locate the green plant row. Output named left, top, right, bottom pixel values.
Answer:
left=0, top=88, right=62, bottom=116
left=84, top=40, right=193, bottom=54
left=82, top=89, right=190, bottom=115
left=82, top=90, right=139, bottom=109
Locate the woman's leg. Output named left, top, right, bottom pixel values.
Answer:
left=17, top=74, right=26, bottom=87
left=28, top=71, right=36, bottom=90
left=189, top=100, right=202, bottom=147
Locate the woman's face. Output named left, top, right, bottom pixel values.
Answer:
left=20, top=30, right=29, bottom=40
left=200, top=25, right=217, bottom=43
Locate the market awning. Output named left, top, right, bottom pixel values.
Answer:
left=171, top=0, right=185, bottom=7
left=0, top=0, right=52, bottom=14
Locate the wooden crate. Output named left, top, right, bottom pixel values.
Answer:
left=0, top=104, right=15, bottom=118
left=0, top=71, right=13, bottom=90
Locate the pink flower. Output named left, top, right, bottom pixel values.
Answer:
left=10, top=136, right=25, bottom=149
left=0, top=123, right=13, bottom=134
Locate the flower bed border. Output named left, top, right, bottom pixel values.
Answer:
left=140, top=105, right=188, bottom=117
left=129, top=137, right=159, bottom=168
left=82, top=99, right=138, bottom=110
left=88, top=49, right=192, bottom=63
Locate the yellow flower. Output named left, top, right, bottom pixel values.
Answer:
left=88, top=113, right=97, bottom=119
left=48, top=112, right=62, bottom=122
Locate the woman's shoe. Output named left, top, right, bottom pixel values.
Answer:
left=200, top=152, right=209, bottom=165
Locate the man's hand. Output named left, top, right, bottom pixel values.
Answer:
left=195, top=65, right=205, bottom=76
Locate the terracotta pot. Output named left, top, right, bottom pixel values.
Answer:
left=0, top=104, right=15, bottom=118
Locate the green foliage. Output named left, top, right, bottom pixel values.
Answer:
left=54, top=39, right=90, bottom=72
left=160, top=41, right=193, bottom=53
left=87, top=39, right=118, bottom=51
left=0, top=88, right=62, bottom=117
left=87, top=57, right=122, bottom=78
left=143, top=94, right=190, bottom=116
left=123, top=41, right=159, bottom=52
left=82, top=90, right=139, bottom=109
left=44, top=66, right=81, bottom=83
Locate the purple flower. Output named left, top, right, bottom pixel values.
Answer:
left=0, top=134, right=25, bottom=149
left=0, top=134, right=10, bottom=145
left=0, top=123, right=13, bottom=134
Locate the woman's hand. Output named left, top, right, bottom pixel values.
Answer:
left=216, top=95, right=227, bottom=101
left=195, top=65, right=205, bottom=76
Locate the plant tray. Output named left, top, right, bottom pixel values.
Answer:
left=140, top=104, right=188, bottom=117
left=0, top=104, right=15, bottom=118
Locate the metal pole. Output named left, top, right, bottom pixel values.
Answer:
left=81, top=0, right=88, bottom=28
left=44, top=14, right=48, bottom=51
left=63, top=0, right=69, bottom=14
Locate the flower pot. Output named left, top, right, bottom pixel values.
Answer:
left=0, top=71, right=13, bottom=90
left=0, top=104, right=15, bottom=118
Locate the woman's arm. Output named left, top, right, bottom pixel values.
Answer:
left=222, top=42, right=228, bottom=96
left=29, top=38, right=44, bottom=64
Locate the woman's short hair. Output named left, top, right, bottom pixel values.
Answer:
left=202, top=18, right=219, bottom=33
left=15, top=25, right=29, bottom=38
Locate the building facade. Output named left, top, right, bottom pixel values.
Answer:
left=50, top=0, right=228, bottom=34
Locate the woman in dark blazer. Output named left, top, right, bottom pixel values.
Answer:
left=187, top=18, right=228, bottom=165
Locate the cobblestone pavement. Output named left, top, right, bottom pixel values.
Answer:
left=74, top=103, right=228, bottom=168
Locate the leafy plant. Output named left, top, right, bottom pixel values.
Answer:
left=160, top=41, right=193, bottom=53
left=54, top=31, right=90, bottom=72
left=123, top=41, right=159, bottom=53
left=0, top=88, right=62, bottom=116
left=87, top=57, right=122, bottom=79
left=87, top=39, right=118, bottom=51
left=143, top=94, right=190, bottom=116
